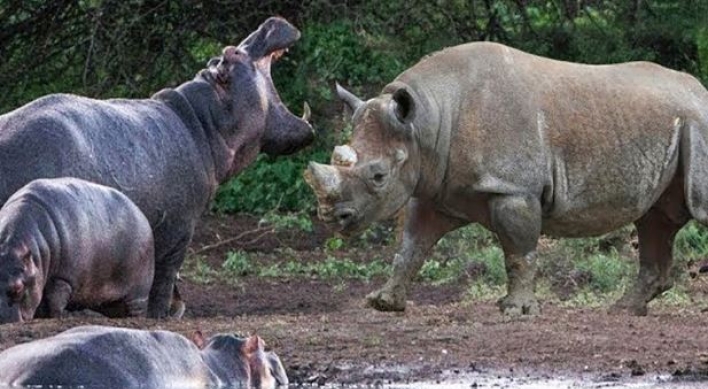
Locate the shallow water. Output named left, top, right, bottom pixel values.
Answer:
left=382, top=373, right=708, bottom=389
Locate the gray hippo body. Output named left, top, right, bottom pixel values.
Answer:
left=0, top=178, right=153, bottom=323
left=0, top=325, right=288, bottom=389
left=305, top=42, right=708, bottom=316
left=0, top=17, right=314, bottom=317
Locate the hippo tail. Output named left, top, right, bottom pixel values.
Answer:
left=680, top=117, right=708, bottom=225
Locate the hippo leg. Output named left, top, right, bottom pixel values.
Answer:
left=43, top=278, right=73, bottom=318
left=108, top=297, right=150, bottom=317
left=490, top=195, right=542, bottom=316
left=366, top=199, right=464, bottom=311
left=611, top=206, right=688, bottom=316
left=149, top=232, right=192, bottom=318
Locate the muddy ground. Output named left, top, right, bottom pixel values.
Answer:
left=2, top=213, right=708, bottom=386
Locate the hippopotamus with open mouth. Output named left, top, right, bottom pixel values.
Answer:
left=305, top=41, right=708, bottom=316
left=0, top=178, right=154, bottom=323
left=0, top=17, right=314, bottom=318
left=0, top=325, right=288, bottom=389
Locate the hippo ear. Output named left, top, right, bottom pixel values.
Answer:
left=215, top=46, right=238, bottom=85
left=191, top=330, right=206, bottom=349
left=206, top=56, right=220, bottom=68
left=244, top=335, right=265, bottom=354
left=336, top=83, right=364, bottom=116
left=392, top=87, right=415, bottom=124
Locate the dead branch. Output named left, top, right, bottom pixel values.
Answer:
left=189, top=226, right=274, bottom=256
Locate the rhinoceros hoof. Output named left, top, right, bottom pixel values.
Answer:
left=497, top=294, right=540, bottom=316
left=365, top=287, right=406, bottom=312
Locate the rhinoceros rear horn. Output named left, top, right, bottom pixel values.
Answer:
left=392, top=87, right=415, bottom=124
left=336, top=83, right=364, bottom=115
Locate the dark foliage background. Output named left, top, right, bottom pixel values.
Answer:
left=1, top=0, right=707, bottom=214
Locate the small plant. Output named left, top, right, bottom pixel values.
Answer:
left=222, top=250, right=254, bottom=276
left=325, top=237, right=345, bottom=251
left=181, top=255, right=219, bottom=285
left=574, top=253, right=635, bottom=294
left=259, top=211, right=313, bottom=233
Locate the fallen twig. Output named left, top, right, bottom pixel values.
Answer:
left=190, top=226, right=274, bottom=256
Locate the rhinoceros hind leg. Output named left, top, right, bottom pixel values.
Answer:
left=366, top=199, right=465, bottom=312
left=611, top=203, right=687, bottom=316
left=490, top=195, right=542, bottom=316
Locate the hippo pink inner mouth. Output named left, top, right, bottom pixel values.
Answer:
left=270, top=48, right=287, bottom=62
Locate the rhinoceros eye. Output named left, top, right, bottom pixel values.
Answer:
left=373, top=173, right=386, bottom=185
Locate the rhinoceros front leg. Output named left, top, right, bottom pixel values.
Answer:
left=611, top=207, right=687, bottom=316
left=366, top=199, right=465, bottom=311
left=490, top=195, right=542, bottom=316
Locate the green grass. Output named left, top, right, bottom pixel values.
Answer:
left=182, top=220, right=708, bottom=310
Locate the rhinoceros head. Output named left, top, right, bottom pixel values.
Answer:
left=202, top=17, right=313, bottom=157
left=304, top=84, right=420, bottom=236
left=0, top=244, right=42, bottom=323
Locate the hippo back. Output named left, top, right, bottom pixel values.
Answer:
left=0, top=325, right=211, bottom=388
left=0, top=93, right=213, bottom=227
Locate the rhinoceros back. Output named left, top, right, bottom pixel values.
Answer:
left=389, top=42, right=708, bottom=237
left=0, top=325, right=210, bottom=388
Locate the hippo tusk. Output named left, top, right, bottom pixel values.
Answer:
left=331, top=145, right=358, bottom=167
left=302, top=102, right=311, bottom=123
left=304, top=162, right=341, bottom=198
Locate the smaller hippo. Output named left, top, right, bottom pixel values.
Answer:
left=0, top=325, right=289, bottom=389
left=0, top=178, right=154, bottom=323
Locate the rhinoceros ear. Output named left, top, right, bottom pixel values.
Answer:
left=392, top=87, right=415, bottom=125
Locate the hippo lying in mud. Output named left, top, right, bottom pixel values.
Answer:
left=0, top=325, right=288, bottom=389
left=305, top=41, right=708, bottom=316
left=0, top=17, right=313, bottom=317
left=0, top=178, right=154, bottom=323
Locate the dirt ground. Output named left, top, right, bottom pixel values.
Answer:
left=3, top=213, right=708, bottom=386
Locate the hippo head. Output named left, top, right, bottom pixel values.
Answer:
left=194, top=332, right=288, bottom=389
left=199, top=17, right=313, bottom=159
left=0, top=244, right=41, bottom=323
left=304, top=84, right=420, bottom=236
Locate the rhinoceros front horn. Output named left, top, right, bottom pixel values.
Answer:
left=336, top=83, right=364, bottom=115
left=304, top=162, right=342, bottom=199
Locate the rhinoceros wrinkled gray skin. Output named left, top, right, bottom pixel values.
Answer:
left=0, top=178, right=154, bottom=323
left=0, top=17, right=314, bottom=318
left=0, top=325, right=288, bottom=389
left=305, top=41, right=708, bottom=316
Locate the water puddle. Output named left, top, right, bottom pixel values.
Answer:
left=381, top=374, right=708, bottom=389
left=316, top=369, right=708, bottom=389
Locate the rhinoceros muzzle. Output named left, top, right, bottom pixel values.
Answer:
left=304, top=161, right=363, bottom=230
left=333, top=206, right=358, bottom=230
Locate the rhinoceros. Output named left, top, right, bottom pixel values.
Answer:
left=0, top=17, right=314, bottom=318
left=305, top=41, right=708, bottom=316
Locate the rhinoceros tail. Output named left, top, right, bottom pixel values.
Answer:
left=681, top=118, right=708, bottom=225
